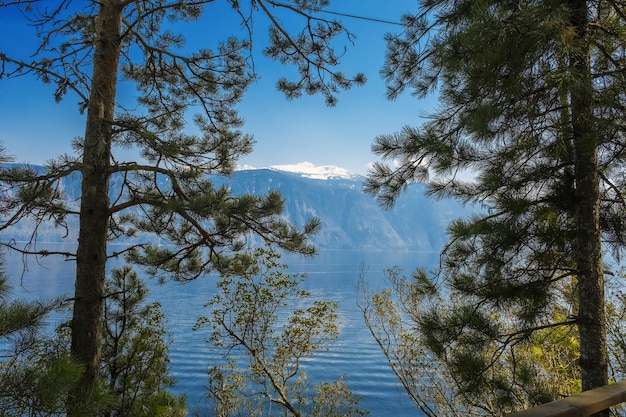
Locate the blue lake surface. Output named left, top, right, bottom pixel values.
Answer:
left=5, top=247, right=436, bottom=416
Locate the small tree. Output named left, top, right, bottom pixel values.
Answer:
left=0, top=260, right=89, bottom=415
left=195, top=248, right=367, bottom=417
left=102, top=266, right=186, bottom=417
left=359, top=267, right=581, bottom=417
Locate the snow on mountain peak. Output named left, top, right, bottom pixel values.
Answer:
left=268, top=162, right=358, bottom=180
left=236, top=164, right=257, bottom=171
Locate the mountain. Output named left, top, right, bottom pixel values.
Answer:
left=266, top=162, right=359, bottom=180
left=223, top=168, right=470, bottom=251
left=1, top=164, right=473, bottom=252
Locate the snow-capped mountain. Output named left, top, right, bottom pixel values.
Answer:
left=1, top=164, right=473, bottom=251
left=267, top=162, right=359, bottom=180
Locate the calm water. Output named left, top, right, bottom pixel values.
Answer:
left=5, top=247, right=436, bottom=416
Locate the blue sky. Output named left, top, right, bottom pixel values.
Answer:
left=0, top=1, right=433, bottom=175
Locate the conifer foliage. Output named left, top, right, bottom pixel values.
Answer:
left=102, top=266, right=186, bottom=417
left=364, top=1, right=626, bottom=414
left=0, top=259, right=84, bottom=415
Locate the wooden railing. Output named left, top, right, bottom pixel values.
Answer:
left=507, top=381, right=626, bottom=417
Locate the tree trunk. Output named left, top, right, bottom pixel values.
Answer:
left=568, top=0, right=608, bottom=408
left=70, top=0, right=121, bottom=409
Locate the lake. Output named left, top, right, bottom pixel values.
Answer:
left=5, top=246, right=436, bottom=416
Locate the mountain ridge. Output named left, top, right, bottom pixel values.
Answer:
left=1, top=165, right=471, bottom=252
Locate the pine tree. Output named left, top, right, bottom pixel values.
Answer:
left=102, top=266, right=186, bottom=417
left=0, top=0, right=365, bottom=411
left=364, top=1, right=626, bottom=414
left=0, top=257, right=89, bottom=415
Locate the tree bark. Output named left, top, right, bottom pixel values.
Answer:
left=70, top=0, right=121, bottom=408
left=568, top=0, right=608, bottom=407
